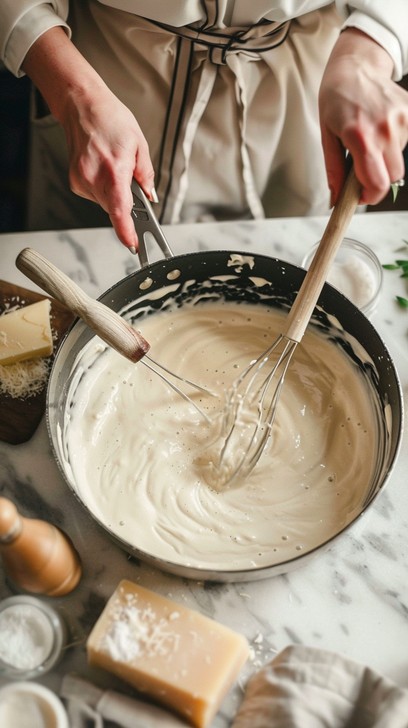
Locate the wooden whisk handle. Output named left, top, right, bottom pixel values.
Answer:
left=16, top=247, right=150, bottom=362
left=285, top=167, right=362, bottom=343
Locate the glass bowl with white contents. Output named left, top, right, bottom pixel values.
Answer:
left=0, top=595, right=67, bottom=680
left=301, top=238, right=383, bottom=318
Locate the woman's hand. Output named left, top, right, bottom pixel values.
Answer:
left=319, top=28, right=408, bottom=207
left=61, top=83, right=154, bottom=252
left=23, top=27, right=155, bottom=252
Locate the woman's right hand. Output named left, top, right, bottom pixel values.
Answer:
left=23, top=26, right=156, bottom=252
left=319, top=28, right=408, bottom=208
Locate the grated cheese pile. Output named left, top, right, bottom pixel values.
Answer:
left=0, top=358, right=50, bottom=399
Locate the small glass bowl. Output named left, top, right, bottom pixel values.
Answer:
left=301, top=237, right=383, bottom=317
left=0, top=595, right=67, bottom=680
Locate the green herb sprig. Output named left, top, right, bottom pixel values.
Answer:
left=391, top=183, right=401, bottom=203
left=383, top=239, right=408, bottom=308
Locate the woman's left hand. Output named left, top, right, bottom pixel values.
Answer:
left=319, top=28, right=408, bottom=206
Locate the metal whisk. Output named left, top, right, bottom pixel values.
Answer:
left=213, top=167, right=362, bottom=486
left=16, top=247, right=214, bottom=421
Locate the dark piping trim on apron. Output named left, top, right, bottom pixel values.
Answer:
left=148, top=16, right=291, bottom=224
left=156, top=39, right=195, bottom=224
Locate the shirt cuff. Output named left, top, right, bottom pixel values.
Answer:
left=342, top=11, right=406, bottom=81
left=4, top=4, right=70, bottom=77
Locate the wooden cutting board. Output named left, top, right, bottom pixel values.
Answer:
left=0, top=280, right=75, bottom=445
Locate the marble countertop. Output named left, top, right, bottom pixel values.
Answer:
left=0, top=211, right=407, bottom=726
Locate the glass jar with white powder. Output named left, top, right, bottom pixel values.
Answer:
left=0, top=595, right=66, bottom=680
left=302, top=238, right=383, bottom=317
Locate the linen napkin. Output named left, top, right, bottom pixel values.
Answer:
left=232, top=645, right=408, bottom=728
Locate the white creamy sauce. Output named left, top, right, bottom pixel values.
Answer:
left=139, top=277, right=153, bottom=290
left=227, top=254, right=255, bottom=272
left=66, top=302, right=381, bottom=571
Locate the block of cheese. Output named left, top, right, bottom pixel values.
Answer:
left=87, top=579, right=250, bottom=728
left=0, top=299, right=53, bottom=365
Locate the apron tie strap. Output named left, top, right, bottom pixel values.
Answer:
left=228, top=53, right=265, bottom=220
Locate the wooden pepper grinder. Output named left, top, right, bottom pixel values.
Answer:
left=0, top=496, right=82, bottom=596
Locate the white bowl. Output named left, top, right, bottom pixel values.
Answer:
left=0, top=682, right=69, bottom=728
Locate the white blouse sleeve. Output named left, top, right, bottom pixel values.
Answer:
left=0, top=1, right=70, bottom=77
left=335, top=0, right=408, bottom=80
left=2, top=1, right=407, bottom=80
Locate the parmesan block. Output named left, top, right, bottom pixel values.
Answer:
left=87, top=580, right=250, bottom=728
left=0, top=300, right=53, bottom=365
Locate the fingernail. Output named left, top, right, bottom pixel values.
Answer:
left=129, top=246, right=137, bottom=255
left=150, top=187, right=159, bottom=204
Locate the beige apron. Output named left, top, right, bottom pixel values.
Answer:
left=27, top=1, right=341, bottom=231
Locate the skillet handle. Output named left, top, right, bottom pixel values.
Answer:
left=131, top=180, right=174, bottom=267
left=16, top=247, right=150, bottom=363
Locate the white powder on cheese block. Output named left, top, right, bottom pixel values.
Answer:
left=87, top=580, right=249, bottom=728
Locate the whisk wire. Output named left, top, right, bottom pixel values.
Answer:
left=142, top=355, right=215, bottom=422
left=218, top=336, right=296, bottom=485
left=220, top=337, right=282, bottom=435
left=243, top=339, right=296, bottom=474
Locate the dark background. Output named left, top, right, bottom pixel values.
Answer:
left=1, top=65, right=407, bottom=234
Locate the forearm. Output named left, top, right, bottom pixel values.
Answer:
left=335, top=0, right=408, bottom=80
left=21, top=26, right=108, bottom=123
left=326, top=27, right=394, bottom=80
left=21, top=25, right=155, bottom=251
left=0, top=1, right=69, bottom=77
